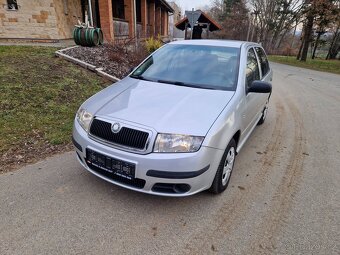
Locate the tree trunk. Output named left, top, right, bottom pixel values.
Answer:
left=326, top=26, right=340, bottom=60
left=300, top=15, right=314, bottom=62
left=276, top=29, right=289, bottom=50
left=290, top=20, right=298, bottom=48
left=297, top=37, right=304, bottom=60
left=312, top=32, right=321, bottom=59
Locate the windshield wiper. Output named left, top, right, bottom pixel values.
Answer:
left=130, top=74, right=153, bottom=81
left=157, top=79, right=186, bottom=86
left=157, top=79, right=217, bottom=90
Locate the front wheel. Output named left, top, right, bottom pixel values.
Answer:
left=209, top=139, right=237, bottom=194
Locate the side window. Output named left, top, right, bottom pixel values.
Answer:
left=246, top=48, right=260, bottom=90
left=255, top=47, right=270, bottom=77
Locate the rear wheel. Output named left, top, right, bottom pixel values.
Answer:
left=209, top=138, right=236, bottom=194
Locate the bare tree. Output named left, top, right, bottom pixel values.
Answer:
left=298, top=0, right=340, bottom=61
left=248, top=0, right=304, bottom=51
left=208, top=0, right=249, bottom=41
left=326, top=0, right=340, bottom=59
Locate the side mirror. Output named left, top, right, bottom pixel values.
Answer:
left=248, top=80, right=272, bottom=93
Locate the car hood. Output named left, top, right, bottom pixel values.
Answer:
left=92, top=78, right=235, bottom=136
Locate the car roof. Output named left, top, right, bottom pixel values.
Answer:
left=169, top=39, right=260, bottom=49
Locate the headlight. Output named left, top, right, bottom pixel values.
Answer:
left=154, top=134, right=204, bottom=153
left=76, top=108, right=93, bottom=132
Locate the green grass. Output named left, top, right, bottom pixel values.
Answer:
left=268, top=55, right=340, bottom=75
left=0, top=46, right=110, bottom=159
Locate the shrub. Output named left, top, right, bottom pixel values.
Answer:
left=145, top=36, right=163, bottom=53
left=106, top=38, right=149, bottom=77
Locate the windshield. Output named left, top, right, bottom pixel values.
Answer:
left=130, top=44, right=240, bottom=91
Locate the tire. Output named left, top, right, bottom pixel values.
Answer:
left=79, top=28, right=87, bottom=46
left=73, top=27, right=80, bottom=45
left=96, top=28, right=104, bottom=45
left=209, top=138, right=237, bottom=194
left=85, top=28, right=92, bottom=46
left=91, top=29, right=99, bottom=46
left=257, top=102, right=269, bottom=125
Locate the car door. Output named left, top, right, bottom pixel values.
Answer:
left=242, top=47, right=264, bottom=137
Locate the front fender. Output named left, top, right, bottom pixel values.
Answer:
left=202, top=96, right=242, bottom=151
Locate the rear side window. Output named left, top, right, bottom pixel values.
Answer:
left=255, top=47, right=270, bottom=77
left=246, top=48, right=260, bottom=90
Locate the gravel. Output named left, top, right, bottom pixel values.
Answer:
left=63, top=44, right=147, bottom=79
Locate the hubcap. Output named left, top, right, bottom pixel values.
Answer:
left=222, top=147, right=235, bottom=186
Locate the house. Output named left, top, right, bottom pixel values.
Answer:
left=94, top=0, right=174, bottom=41
left=0, top=0, right=174, bottom=41
left=175, top=10, right=222, bottom=40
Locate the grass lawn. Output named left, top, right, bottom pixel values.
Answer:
left=0, top=46, right=111, bottom=172
left=268, top=55, right=340, bottom=75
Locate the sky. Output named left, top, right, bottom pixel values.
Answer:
left=171, top=0, right=213, bottom=12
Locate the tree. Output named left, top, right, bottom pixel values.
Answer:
left=326, top=0, right=340, bottom=59
left=300, top=14, right=314, bottom=61
left=208, top=0, right=249, bottom=40
left=326, top=25, right=340, bottom=59
left=297, top=0, right=340, bottom=61
left=248, top=0, right=303, bottom=51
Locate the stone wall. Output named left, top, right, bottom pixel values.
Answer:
left=0, top=0, right=81, bottom=40
left=53, top=0, right=82, bottom=39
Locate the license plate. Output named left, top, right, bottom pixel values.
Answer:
left=86, top=149, right=135, bottom=180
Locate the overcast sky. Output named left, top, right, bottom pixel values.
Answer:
left=172, top=0, right=213, bottom=12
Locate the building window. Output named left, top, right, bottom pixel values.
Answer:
left=7, top=0, right=18, bottom=10
left=136, top=0, right=141, bottom=23
left=112, top=0, right=125, bottom=20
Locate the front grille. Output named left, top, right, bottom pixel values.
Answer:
left=86, top=162, right=146, bottom=189
left=89, top=119, right=149, bottom=150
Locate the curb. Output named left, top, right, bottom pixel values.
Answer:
left=55, top=46, right=121, bottom=82
left=95, top=68, right=120, bottom=82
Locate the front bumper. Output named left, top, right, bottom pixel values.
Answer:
left=72, top=120, right=224, bottom=197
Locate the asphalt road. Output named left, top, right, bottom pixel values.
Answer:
left=1, top=63, right=339, bottom=255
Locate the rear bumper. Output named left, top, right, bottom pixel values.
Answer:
left=73, top=120, right=224, bottom=197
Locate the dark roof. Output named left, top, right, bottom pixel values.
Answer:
left=175, top=11, right=222, bottom=31
left=158, top=0, right=174, bottom=13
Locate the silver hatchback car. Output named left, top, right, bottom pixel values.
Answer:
left=73, top=40, right=272, bottom=197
